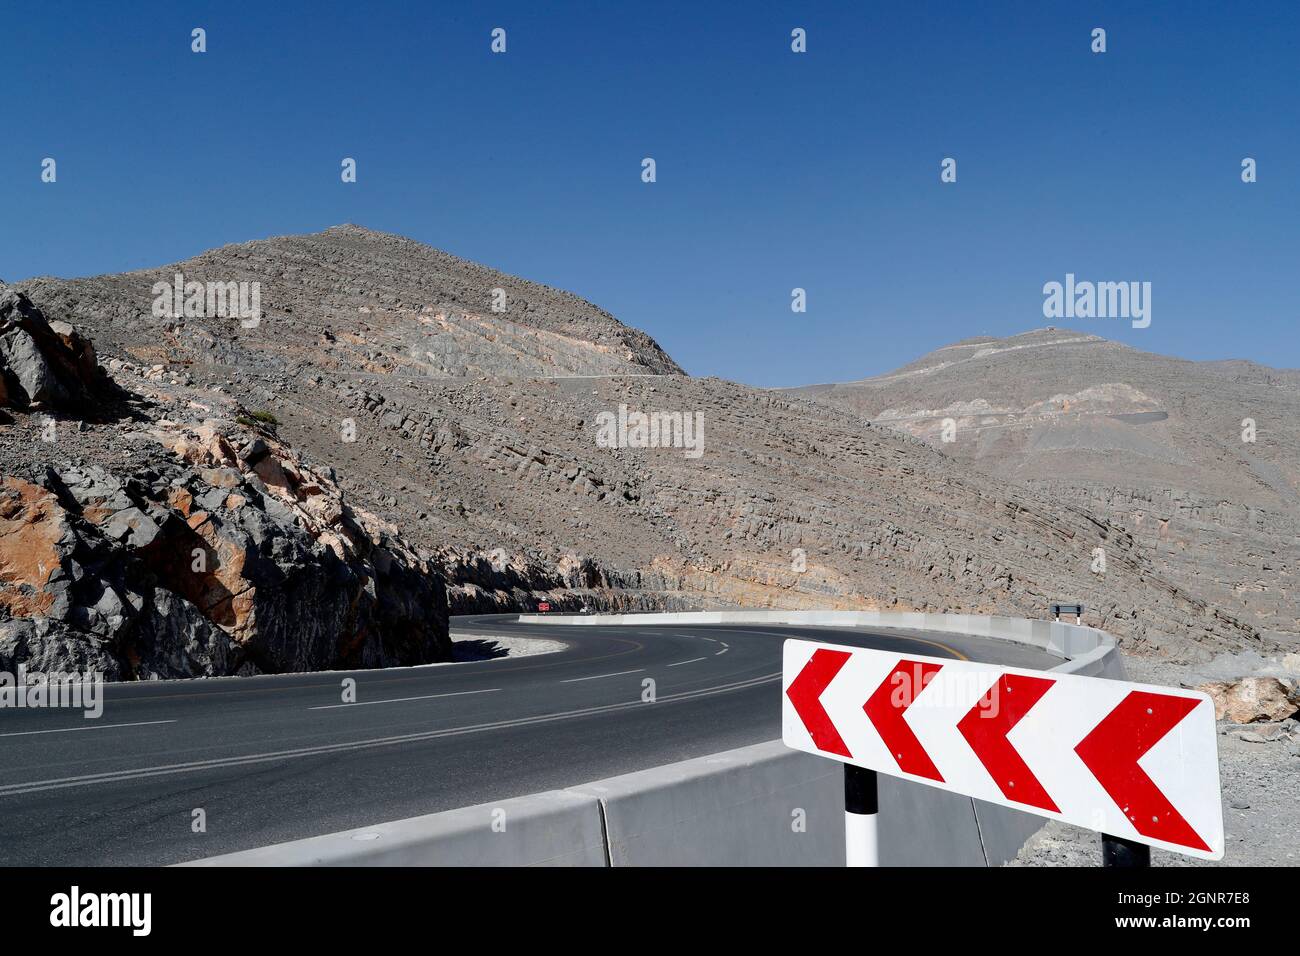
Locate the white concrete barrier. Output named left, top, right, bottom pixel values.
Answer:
left=183, top=790, right=607, bottom=867
left=519, top=609, right=1124, bottom=678
left=570, top=741, right=843, bottom=866
left=181, top=740, right=1066, bottom=867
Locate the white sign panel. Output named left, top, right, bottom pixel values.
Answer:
left=782, top=639, right=1223, bottom=859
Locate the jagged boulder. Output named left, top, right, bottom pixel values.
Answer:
left=1198, top=677, right=1300, bottom=723
left=0, top=287, right=104, bottom=410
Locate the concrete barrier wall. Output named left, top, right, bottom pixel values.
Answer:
left=185, top=742, right=841, bottom=868
left=185, top=790, right=608, bottom=867
left=517, top=609, right=1123, bottom=680
left=186, top=613, right=1125, bottom=867
left=185, top=740, right=1063, bottom=867
left=571, top=741, right=843, bottom=866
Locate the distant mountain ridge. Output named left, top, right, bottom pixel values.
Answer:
left=784, top=329, right=1300, bottom=641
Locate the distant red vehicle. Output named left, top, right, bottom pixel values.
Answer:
left=536, top=601, right=552, bottom=612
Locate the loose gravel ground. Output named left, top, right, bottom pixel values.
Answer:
left=446, top=633, right=569, bottom=662
left=1010, top=652, right=1300, bottom=867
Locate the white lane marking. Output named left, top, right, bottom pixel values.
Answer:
left=0, top=719, right=177, bottom=739
left=666, top=657, right=707, bottom=667
left=310, top=688, right=500, bottom=711
left=559, top=669, right=643, bottom=684
left=0, top=672, right=779, bottom=798
left=715, top=645, right=730, bottom=656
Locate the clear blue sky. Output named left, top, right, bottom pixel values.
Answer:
left=3, top=1, right=1296, bottom=386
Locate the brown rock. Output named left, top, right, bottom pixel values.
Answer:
left=1198, top=677, right=1300, bottom=723
left=198, top=467, right=242, bottom=489
left=167, top=486, right=195, bottom=516
left=0, top=477, right=66, bottom=617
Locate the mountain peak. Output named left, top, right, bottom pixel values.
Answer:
left=17, top=227, right=684, bottom=380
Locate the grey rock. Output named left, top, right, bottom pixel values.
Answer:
left=0, top=618, right=122, bottom=681
left=100, top=507, right=161, bottom=548
left=1229, top=730, right=1269, bottom=744
left=0, top=288, right=103, bottom=410
left=0, top=325, right=66, bottom=406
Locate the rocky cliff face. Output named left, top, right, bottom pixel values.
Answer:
left=10, top=231, right=1272, bottom=666
left=0, top=287, right=449, bottom=679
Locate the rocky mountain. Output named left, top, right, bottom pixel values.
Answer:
left=1, top=286, right=449, bottom=679
left=3, top=230, right=1273, bottom=680
left=20, top=224, right=682, bottom=381
left=785, top=329, right=1300, bottom=643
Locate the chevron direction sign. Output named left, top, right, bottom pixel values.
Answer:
left=782, top=640, right=1224, bottom=859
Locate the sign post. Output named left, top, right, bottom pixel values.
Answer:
left=782, top=639, right=1224, bottom=864
left=1101, top=833, right=1151, bottom=867
left=843, top=764, right=879, bottom=867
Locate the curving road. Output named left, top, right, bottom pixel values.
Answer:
left=0, top=614, right=1063, bottom=866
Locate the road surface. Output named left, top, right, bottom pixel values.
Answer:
left=0, top=614, right=1063, bottom=865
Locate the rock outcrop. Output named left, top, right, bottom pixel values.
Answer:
left=0, top=286, right=107, bottom=410
left=0, top=294, right=449, bottom=680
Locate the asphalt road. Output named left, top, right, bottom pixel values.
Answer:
left=0, top=615, right=1063, bottom=866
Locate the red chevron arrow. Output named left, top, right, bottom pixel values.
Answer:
left=957, top=673, right=1060, bottom=812
left=863, top=660, right=944, bottom=781
left=1074, top=690, right=1211, bottom=852
left=786, top=648, right=853, bottom=758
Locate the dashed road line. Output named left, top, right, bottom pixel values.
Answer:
left=0, top=719, right=177, bottom=739
left=310, top=689, right=500, bottom=711
left=560, top=669, right=644, bottom=684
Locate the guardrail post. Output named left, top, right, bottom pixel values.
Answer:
left=1101, top=833, right=1150, bottom=867
left=844, top=764, right=879, bottom=866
